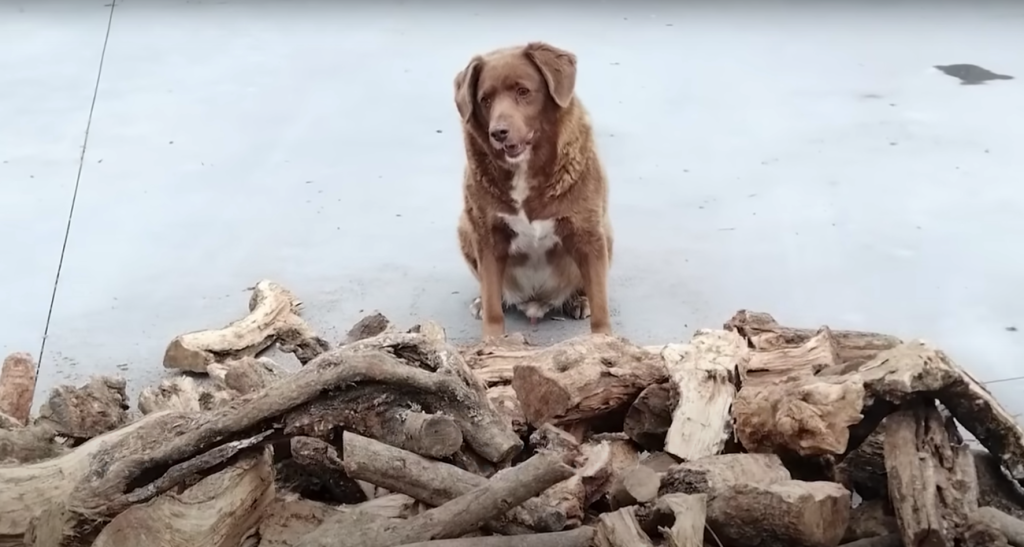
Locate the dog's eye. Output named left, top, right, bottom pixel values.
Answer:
left=516, top=87, right=530, bottom=98
left=479, top=96, right=492, bottom=107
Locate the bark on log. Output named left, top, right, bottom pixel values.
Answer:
left=397, top=528, right=596, bottom=547
left=653, top=493, right=707, bottom=547
left=0, top=352, right=36, bottom=425
left=884, top=400, right=979, bottom=546
left=623, top=382, right=676, bottom=451
left=296, top=452, right=574, bottom=547
left=208, top=356, right=289, bottom=394
left=0, top=423, right=64, bottom=463
left=258, top=494, right=425, bottom=547
left=655, top=329, right=743, bottom=461
left=1, top=330, right=520, bottom=545
left=138, top=376, right=234, bottom=415
left=511, top=334, right=668, bottom=426
left=660, top=453, right=791, bottom=496
left=90, top=448, right=275, bottom=547
left=724, top=310, right=902, bottom=370
left=706, top=480, right=851, bottom=547
left=596, top=506, right=655, bottom=547
left=342, top=431, right=566, bottom=534
left=163, top=280, right=327, bottom=373
left=37, top=376, right=129, bottom=440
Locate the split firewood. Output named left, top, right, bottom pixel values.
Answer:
left=724, top=310, right=902, bottom=370
left=842, top=499, right=899, bottom=543
left=511, top=335, right=667, bottom=426
left=659, top=453, right=791, bottom=496
left=706, top=480, right=851, bottom=547
left=296, top=452, right=574, bottom=547
left=654, top=329, right=743, bottom=461
left=883, top=399, right=979, bottom=546
left=89, top=448, right=275, bottom=547
left=163, top=280, right=327, bottom=373
left=487, top=385, right=527, bottom=437
left=344, top=312, right=393, bottom=344
left=742, top=327, right=840, bottom=385
left=208, top=356, right=289, bottom=394
left=284, top=436, right=368, bottom=504
left=341, top=431, right=566, bottom=534
left=3, top=330, right=520, bottom=545
left=596, top=506, right=655, bottom=547
left=651, top=493, right=707, bottom=547
left=623, top=382, right=675, bottom=451
left=397, top=527, right=596, bottom=547
left=36, top=376, right=129, bottom=441
left=539, top=439, right=626, bottom=527
left=366, top=409, right=464, bottom=459
left=0, top=422, right=64, bottom=463
left=137, top=376, right=235, bottom=415
left=0, top=351, right=36, bottom=425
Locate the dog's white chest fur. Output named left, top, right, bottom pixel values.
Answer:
left=496, top=163, right=569, bottom=315
left=498, top=165, right=559, bottom=256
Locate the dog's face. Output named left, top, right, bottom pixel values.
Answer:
left=454, top=42, right=577, bottom=165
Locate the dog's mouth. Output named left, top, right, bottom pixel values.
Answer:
left=503, top=141, right=531, bottom=160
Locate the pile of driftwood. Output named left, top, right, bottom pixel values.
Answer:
left=2, top=280, right=1024, bottom=547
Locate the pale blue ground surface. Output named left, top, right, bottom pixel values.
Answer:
left=1, top=0, right=1022, bottom=418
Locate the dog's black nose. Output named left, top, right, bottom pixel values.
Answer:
left=489, top=128, right=509, bottom=142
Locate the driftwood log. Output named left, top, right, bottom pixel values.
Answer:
left=510, top=335, right=667, bottom=426
left=163, top=280, right=328, bottom=373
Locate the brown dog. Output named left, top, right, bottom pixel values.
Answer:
left=453, top=42, right=613, bottom=339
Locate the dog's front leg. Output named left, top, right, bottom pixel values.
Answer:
left=476, top=233, right=508, bottom=339
left=562, top=226, right=612, bottom=335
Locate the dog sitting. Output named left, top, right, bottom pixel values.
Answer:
left=453, top=42, right=613, bottom=339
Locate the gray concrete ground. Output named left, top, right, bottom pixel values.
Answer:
left=2, top=1, right=1023, bottom=416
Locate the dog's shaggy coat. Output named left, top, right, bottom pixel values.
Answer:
left=453, top=42, right=613, bottom=339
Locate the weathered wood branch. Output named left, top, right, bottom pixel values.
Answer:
left=163, top=280, right=327, bottom=373
left=296, top=453, right=573, bottom=547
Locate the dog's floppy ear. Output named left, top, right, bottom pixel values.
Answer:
left=454, top=56, right=483, bottom=123
left=525, top=42, right=577, bottom=108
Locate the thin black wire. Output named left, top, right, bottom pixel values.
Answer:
left=35, top=1, right=117, bottom=378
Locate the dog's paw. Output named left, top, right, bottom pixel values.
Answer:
left=563, top=294, right=591, bottom=320
left=469, top=297, right=483, bottom=320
